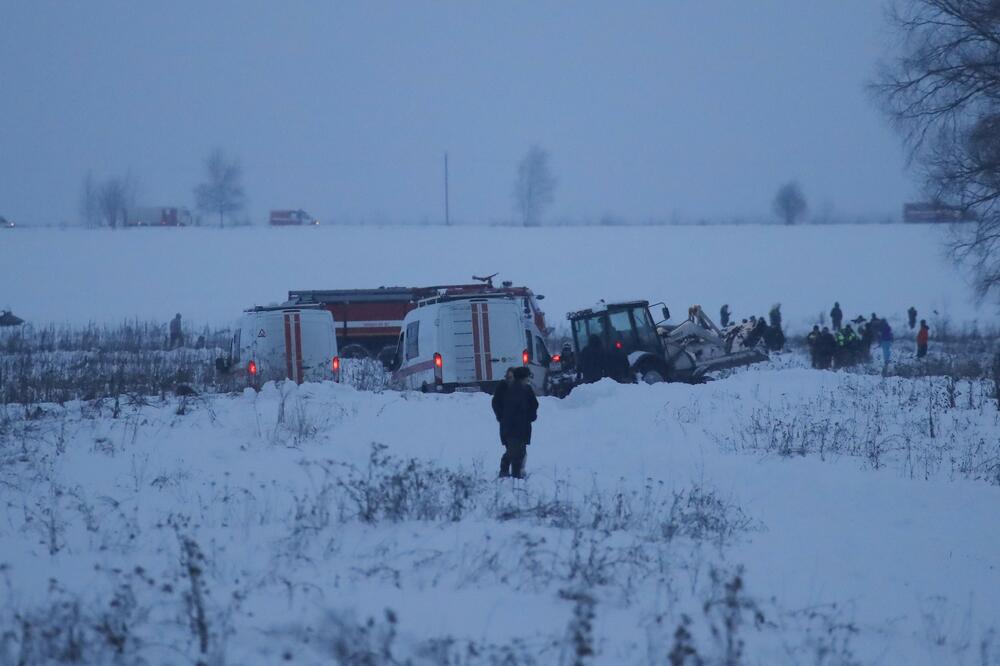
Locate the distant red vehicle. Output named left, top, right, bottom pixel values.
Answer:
left=287, top=276, right=549, bottom=364
left=902, top=202, right=975, bottom=224
left=269, top=209, right=318, bottom=226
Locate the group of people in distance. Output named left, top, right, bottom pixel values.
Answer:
left=806, top=302, right=931, bottom=369
left=719, top=303, right=786, bottom=352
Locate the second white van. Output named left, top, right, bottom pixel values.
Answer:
left=389, top=295, right=550, bottom=394
left=217, top=305, right=340, bottom=389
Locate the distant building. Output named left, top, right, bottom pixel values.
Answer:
left=902, top=202, right=975, bottom=224
left=126, top=207, right=193, bottom=227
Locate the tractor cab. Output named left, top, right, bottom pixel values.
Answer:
left=565, top=299, right=765, bottom=386
left=567, top=300, right=666, bottom=357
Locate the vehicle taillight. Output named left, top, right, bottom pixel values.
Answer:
left=247, top=360, right=257, bottom=375
left=433, top=353, right=443, bottom=384
left=552, top=354, right=561, bottom=362
left=522, top=349, right=529, bottom=365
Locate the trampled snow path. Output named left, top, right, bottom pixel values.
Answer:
left=1, top=369, right=998, bottom=663
left=0, top=224, right=987, bottom=334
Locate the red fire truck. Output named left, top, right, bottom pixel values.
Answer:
left=287, top=277, right=549, bottom=364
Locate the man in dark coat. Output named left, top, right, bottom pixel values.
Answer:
left=830, top=302, right=843, bottom=331
left=719, top=304, right=731, bottom=328
left=806, top=325, right=821, bottom=368
left=768, top=304, right=782, bottom=331
left=908, top=306, right=918, bottom=330
left=493, top=367, right=538, bottom=479
left=169, top=313, right=183, bottom=349
left=816, top=326, right=837, bottom=369
left=578, top=334, right=605, bottom=384
left=857, top=317, right=874, bottom=362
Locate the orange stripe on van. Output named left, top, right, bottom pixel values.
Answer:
left=481, top=303, right=493, bottom=381
left=283, top=313, right=294, bottom=380
left=471, top=301, right=483, bottom=381
left=293, top=313, right=304, bottom=384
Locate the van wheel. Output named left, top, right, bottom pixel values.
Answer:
left=341, top=344, right=369, bottom=359
left=377, top=345, right=397, bottom=368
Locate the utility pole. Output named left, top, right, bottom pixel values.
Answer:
left=444, top=152, right=450, bottom=226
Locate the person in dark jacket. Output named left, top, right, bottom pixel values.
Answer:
left=768, top=304, right=782, bottom=331
left=916, top=320, right=929, bottom=358
left=830, top=302, right=843, bottom=331
left=491, top=368, right=514, bottom=423
left=493, top=366, right=538, bottom=479
left=816, top=327, right=836, bottom=369
left=762, top=304, right=783, bottom=351
left=908, top=306, right=918, bottom=330
left=878, top=319, right=894, bottom=365
left=719, top=304, right=731, bottom=328
left=742, top=316, right=767, bottom=349
left=169, top=313, right=183, bottom=349
left=578, top=334, right=605, bottom=383
left=857, top=317, right=874, bottom=362
left=806, top=325, right=821, bottom=368
left=559, top=342, right=575, bottom=372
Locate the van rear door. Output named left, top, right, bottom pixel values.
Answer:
left=444, top=302, right=481, bottom=384
left=296, top=311, right=336, bottom=382
left=481, top=300, right=524, bottom=380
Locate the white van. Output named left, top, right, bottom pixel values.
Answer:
left=217, top=305, right=340, bottom=389
left=389, top=295, right=551, bottom=394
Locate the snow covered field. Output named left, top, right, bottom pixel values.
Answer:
left=2, top=369, right=998, bottom=664
left=0, top=224, right=988, bottom=333
left=2, top=223, right=999, bottom=664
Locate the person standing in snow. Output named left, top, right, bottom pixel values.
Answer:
left=720, top=304, right=731, bottom=328
left=916, top=320, right=929, bottom=358
left=879, top=319, right=894, bottom=365
left=169, top=313, right=183, bottom=349
left=857, top=317, right=874, bottom=362
left=817, top=326, right=836, bottom=369
left=493, top=367, right=538, bottom=479
left=908, top=306, right=918, bottom=330
left=559, top=341, right=575, bottom=372
left=835, top=324, right=860, bottom=367
left=768, top=304, right=782, bottom=330
left=830, top=302, right=843, bottom=331
left=806, top=325, right=821, bottom=368
left=765, top=305, right=785, bottom=351
left=578, top=334, right=605, bottom=384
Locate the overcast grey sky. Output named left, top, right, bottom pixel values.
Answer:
left=0, top=1, right=914, bottom=226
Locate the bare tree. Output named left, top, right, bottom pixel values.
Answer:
left=194, top=148, right=245, bottom=227
left=96, top=178, right=130, bottom=229
left=79, top=171, right=101, bottom=228
left=872, top=0, right=1000, bottom=297
left=513, top=145, right=556, bottom=227
left=773, top=181, right=807, bottom=225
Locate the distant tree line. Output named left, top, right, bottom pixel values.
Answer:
left=76, top=145, right=821, bottom=229
left=79, top=148, right=245, bottom=229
